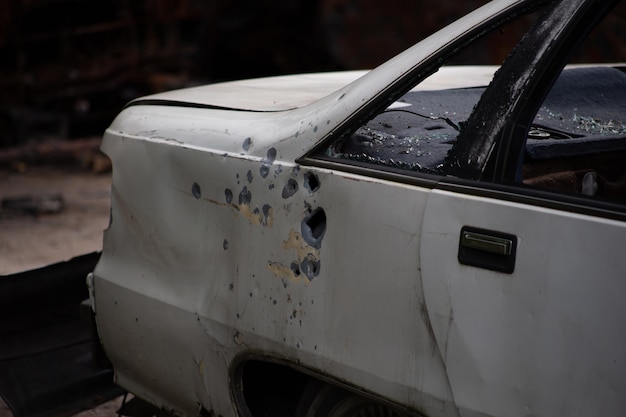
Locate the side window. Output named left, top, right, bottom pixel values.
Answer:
left=316, top=8, right=546, bottom=177
left=521, top=6, right=626, bottom=206
left=522, top=65, right=626, bottom=205
left=325, top=85, right=482, bottom=174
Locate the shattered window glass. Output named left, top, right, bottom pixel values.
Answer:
left=319, top=5, right=545, bottom=176
left=325, top=86, right=484, bottom=174
left=522, top=65, right=626, bottom=204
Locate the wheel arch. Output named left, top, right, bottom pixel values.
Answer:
left=229, top=354, right=425, bottom=417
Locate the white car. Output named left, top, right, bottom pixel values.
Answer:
left=89, top=0, right=626, bottom=416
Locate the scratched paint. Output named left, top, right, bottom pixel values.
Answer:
left=235, top=201, right=273, bottom=226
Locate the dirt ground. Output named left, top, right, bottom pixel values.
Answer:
left=0, top=164, right=127, bottom=417
left=0, top=165, right=111, bottom=275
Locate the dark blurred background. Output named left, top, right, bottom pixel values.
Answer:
left=0, top=0, right=624, bottom=149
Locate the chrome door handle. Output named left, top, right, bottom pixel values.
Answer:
left=460, top=230, right=513, bottom=256
left=458, top=226, right=517, bottom=274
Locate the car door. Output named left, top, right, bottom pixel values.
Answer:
left=420, top=185, right=626, bottom=417
left=420, top=1, right=626, bottom=416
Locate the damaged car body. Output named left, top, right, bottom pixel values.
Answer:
left=86, top=0, right=625, bottom=417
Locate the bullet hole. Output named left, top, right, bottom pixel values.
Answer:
left=260, top=150, right=276, bottom=180
left=223, top=239, right=229, bottom=250
left=243, top=137, right=252, bottom=151
left=260, top=164, right=270, bottom=178
left=249, top=292, right=253, bottom=298
left=303, top=172, right=320, bottom=193
left=290, top=262, right=301, bottom=277
left=247, top=170, right=253, bottom=183
left=192, top=182, right=201, bottom=199
left=301, top=256, right=321, bottom=280
left=266, top=147, right=277, bottom=162
left=239, top=186, right=252, bottom=205
left=229, top=283, right=234, bottom=291
left=236, top=313, right=240, bottom=319
left=225, top=189, right=233, bottom=204
left=282, top=179, right=298, bottom=199
left=272, top=300, right=277, bottom=305
left=262, top=204, right=272, bottom=224
left=301, top=207, right=326, bottom=249
left=269, top=183, right=275, bottom=190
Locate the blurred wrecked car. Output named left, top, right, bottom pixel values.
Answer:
left=88, top=0, right=626, bottom=416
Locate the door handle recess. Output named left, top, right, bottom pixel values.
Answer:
left=458, top=226, right=517, bottom=274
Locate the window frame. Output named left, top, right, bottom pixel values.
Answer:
left=297, top=0, right=626, bottom=221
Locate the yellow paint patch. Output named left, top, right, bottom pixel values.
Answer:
left=238, top=204, right=262, bottom=226
left=282, top=229, right=320, bottom=260
left=267, top=229, right=319, bottom=283
left=267, top=261, right=306, bottom=284
left=203, top=196, right=273, bottom=226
